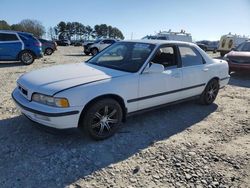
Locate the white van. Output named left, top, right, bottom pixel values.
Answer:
left=218, top=33, right=249, bottom=56
left=142, top=30, right=192, bottom=42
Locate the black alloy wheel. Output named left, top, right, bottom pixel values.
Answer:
left=200, top=79, right=219, bottom=105
left=81, top=98, right=123, bottom=140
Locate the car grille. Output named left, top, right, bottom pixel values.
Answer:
left=231, top=59, right=250, bottom=64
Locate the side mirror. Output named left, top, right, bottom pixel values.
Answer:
left=144, top=63, right=165, bottom=74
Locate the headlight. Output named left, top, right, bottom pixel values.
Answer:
left=32, top=93, right=69, bottom=108
left=223, top=54, right=229, bottom=61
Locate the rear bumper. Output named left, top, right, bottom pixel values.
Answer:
left=35, top=51, right=43, bottom=59
left=12, top=88, right=81, bottom=129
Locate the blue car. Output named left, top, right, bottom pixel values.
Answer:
left=0, top=30, right=43, bottom=65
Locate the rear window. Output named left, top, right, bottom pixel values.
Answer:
left=179, top=46, right=204, bottom=67
left=0, top=33, right=19, bottom=41
left=19, top=33, right=37, bottom=41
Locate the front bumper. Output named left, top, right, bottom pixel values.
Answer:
left=229, top=62, right=250, bottom=72
left=12, top=88, right=81, bottom=129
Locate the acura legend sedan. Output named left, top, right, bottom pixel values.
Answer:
left=12, top=40, right=230, bottom=140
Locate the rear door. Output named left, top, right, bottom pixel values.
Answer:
left=177, top=45, right=209, bottom=98
left=0, top=33, right=23, bottom=60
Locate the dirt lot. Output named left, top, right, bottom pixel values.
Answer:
left=0, top=46, right=249, bottom=188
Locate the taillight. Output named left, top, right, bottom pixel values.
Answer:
left=34, top=42, right=42, bottom=47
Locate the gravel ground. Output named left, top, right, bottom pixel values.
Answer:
left=0, top=47, right=249, bottom=188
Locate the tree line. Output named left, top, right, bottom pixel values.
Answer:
left=0, top=19, right=45, bottom=37
left=0, top=19, right=124, bottom=40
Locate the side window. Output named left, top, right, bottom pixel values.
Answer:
left=151, top=46, right=177, bottom=67
left=103, top=40, right=114, bottom=44
left=102, top=40, right=109, bottom=44
left=0, top=33, right=19, bottom=41
left=179, top=46, right=204, bottom=67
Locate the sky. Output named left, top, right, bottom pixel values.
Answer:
left=0, top=0, right=250, bottom=41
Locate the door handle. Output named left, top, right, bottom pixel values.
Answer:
left=203, top=68, right=209, bottom=72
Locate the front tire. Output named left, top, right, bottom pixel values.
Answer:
left=80, top=98, right=123, bottom=140
left=20, top=51, right=35, bottom=65
left=200, top=79, right=219, bottom=105
left=91, top=48, right=99, bottom=56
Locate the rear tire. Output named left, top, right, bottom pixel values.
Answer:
left=80, top=98, right=123, bottom=140
left=220, top=52, right=226, bottom=57
left=200, top=79, right=219, bottom=105
left=45, top=48, right=53, bottom=55
left=20, top=51, right=35, bottom=65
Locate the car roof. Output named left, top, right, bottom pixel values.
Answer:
left=0, top=30, right=33, bottom=36
left=121, top=39, right=195, bottom=46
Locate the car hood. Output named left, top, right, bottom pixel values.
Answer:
left=17, top=63, right=130, bottom=96
left=226, top=51, right=250, bottom=64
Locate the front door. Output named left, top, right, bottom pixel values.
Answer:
left=137, top=45, right=183, bottom=110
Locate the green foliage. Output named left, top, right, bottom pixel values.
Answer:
left=0, top=19, right=45, bottom=37
left=0, top=20, right=11, bottom=30
left=0, top=19, right=124, bottom=40
left=55, top=21, right=124, bottom=40
left=94, top=24, right=124, bottom=39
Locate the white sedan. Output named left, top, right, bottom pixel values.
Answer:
left=12, top=40, right=230, bottom=140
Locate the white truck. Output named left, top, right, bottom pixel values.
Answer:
left=218, top=33, right=249, bottom=56
left=142, top=30, right=192, bottom=42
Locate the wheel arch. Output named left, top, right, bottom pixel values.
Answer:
left=17, top=49, right=36, bottom=60
left=45, top=47, right=54, bottom=54
left=45, top=47, right=53, bottom=51
left=205, top=77, right=220, bottom=87
left=90, top=47, right=99, bottom=52
left=78, top=94, right=127, bottom=128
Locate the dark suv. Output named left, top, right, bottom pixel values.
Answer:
left=39, top=38, right=57, bottom=55
left=0, top=30, right=43, bottom=65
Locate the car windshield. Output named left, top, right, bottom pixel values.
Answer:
left=236, top=42, right=250, bottom=52
left=87, top=42, right=156, bottom=73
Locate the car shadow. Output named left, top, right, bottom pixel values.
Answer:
left=228, top=72, right=250, bottom=88
left=0, top=101, right=217, bottom=187
left=0, top=61, right=25, bottom=68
